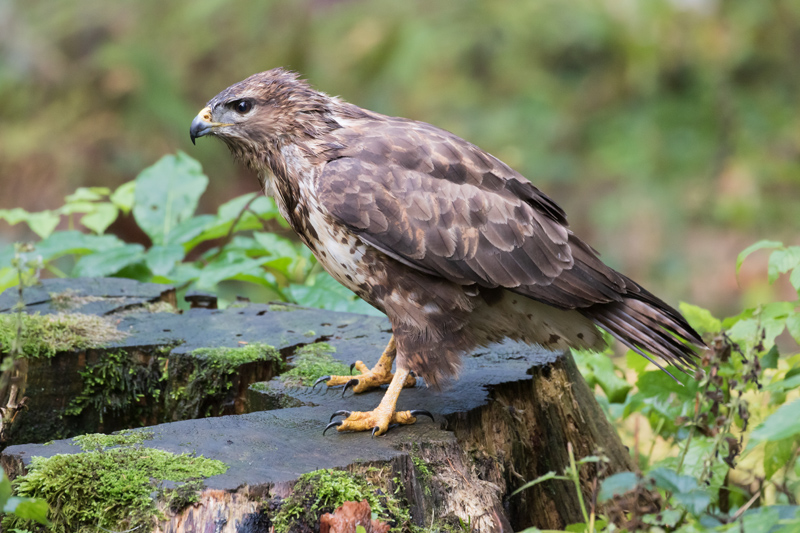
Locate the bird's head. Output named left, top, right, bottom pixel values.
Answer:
left=190, top=68, right=334, bottom=169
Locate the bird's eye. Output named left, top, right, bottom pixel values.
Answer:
left=233, top=100, right=252, bottom=114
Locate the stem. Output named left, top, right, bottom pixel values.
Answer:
left=675, top=392, right=702, bottom=475
left=567, top=442, right=591, bottom=529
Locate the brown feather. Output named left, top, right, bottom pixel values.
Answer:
left=197, top=68, right=706, bottom=386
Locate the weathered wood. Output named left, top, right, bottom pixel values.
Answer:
left=0, top=278, right=638, bottom=532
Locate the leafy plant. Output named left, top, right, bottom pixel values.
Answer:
left=520, top=240, right=800, bottom=532
left=0, top=152, right=378, bottom=313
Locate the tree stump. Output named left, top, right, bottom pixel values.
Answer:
left=0, top=278, right=636, bottom=532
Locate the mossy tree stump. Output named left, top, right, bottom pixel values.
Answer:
left=0, top=278, right=638, bottom=532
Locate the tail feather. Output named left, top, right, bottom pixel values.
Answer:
left=581, top=287, right=705, bottom=379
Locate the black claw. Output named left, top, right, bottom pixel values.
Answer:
left=387, top=423, right=400, bottom=431
left=371, top=427, right=379, bottom=438
left=349, top=363, right=356, bottom=375
left=323, top=421, right=342, bottom=435
left=312, top=375, right=331, bottom=391
left=329, top=410, right=351, bottom=422
left=342, top=378, right=358, bottom=397
left=410, top=410, right=435, bottom=422
left=409, top=371, right=417, bottom=378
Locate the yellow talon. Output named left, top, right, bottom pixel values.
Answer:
left=319, top=336, right=416, bottom=393
left=323, top=367, right=434, bottom=436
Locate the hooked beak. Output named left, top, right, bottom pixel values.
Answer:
left=190, top=106, right=215, bottom=145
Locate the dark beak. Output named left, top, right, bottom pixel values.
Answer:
left=190, top=106, right=214, bottom=145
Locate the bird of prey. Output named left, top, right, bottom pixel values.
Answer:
left=190, top=68, right=704, bottom=436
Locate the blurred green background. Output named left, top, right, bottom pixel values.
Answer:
left=1, top=0, right=798, bottom=316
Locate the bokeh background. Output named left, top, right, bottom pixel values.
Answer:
left=1, top=0, right=798, bottom=317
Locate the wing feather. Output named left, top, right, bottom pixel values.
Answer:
left=315, top=119, right=624, bottom=308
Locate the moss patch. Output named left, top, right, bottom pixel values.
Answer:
left=73, top=428, right=154, bottom=450
left=0, top=312, right=126, bottom=358
left=191, top=342, right=280, bottom=367
left=280, top=343, right=349, bottom=387
left=3, top=430, right=227, bottom=533
left=167, top=342, right=280, bottom=418
left=273, top=468, right=411, bottom=533
left=65, top=349, right=163, bottom=422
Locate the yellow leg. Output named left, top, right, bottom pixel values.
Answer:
left=325, top=366, right=433, bottom=436
left=314, top=336, right=416, bottom=393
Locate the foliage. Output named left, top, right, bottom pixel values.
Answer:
left=526, top=241, right=800, bottom=532
left=0, top=153, right=380, bottom=315
left=2, top=430, right=227, bottom=533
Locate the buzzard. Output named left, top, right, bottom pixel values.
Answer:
left=190, top=68, right=704, bottom=436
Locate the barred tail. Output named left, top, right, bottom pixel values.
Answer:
left=581, top=289, right=705, bottom=380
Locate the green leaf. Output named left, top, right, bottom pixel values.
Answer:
left=35, top=231, right=124, bottom=262
left=195, top=252, right=269, bottom=289
left=765, top=438, right=796, bottom=478
left=625, top=349, right=649, bottom=375
left=58, top=201, right=97, bottom=215
left=72, top=244, right=146, bottom=277
left=737, top=240, right=782, bottom=274
left=170, top=214, right=217, bottom=249
left=288, top=273, right=382, bottom=316
left=4, top=497, right=50, bottom=526
left=678, top=302, right=720, bottom=335
left=762, top=345, right=779, bottom=369
left=510, top=471, right=558, bottom=496
left=786, top=312, right=800, bottom=345
left=0, top=208, right=31, bottom=225
left=145, top=245, right=185, bottom=277
left=791, top=268, right=800, bottom=294
left=572, top=349, right=631, bottom=403
left=655, top=436, right=727, bottom=487
left=564, top=524, right=587, bottom=532
left=767, top=372, right=800, bottom=393
left=65, top=187, right=110, bottom=203
left=649, top=468, right=710, bottom=516
left=598, top=471, right=638, bottom=502
left=133, top=152, right=208, bottom=245
left=81, top=203, right=119, bottom=234
left=0, top=469, right=11, bottom=507
left=768, top=246, right=800, bottom=284
left=111, top=181, right=136, bottom=214
left=750, top=399, right=800, bottom=444
left=649, top=467, right=698, bottom=494
left=26, top=211, right=61, bottom=239
left=0, top=471, right=49, bottom=526
left=356, top=526, right=367, bottom=533
left=218, top=194, right=280, bottom=222
left=735, top=507, right=781, bottom=533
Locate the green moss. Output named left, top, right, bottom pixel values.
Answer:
left=72, top=428, right=154, bottom=451
left=0, top=312, right=125, bottom=358
left=280, top=343, right=349, bottom=387
left=273, top=468, right=409, bottom=533
left=167, top=343, right=280, bottom=418
left=3, top=431, right=227, bottom=533
left=65, top=349, right=161, bottom=422
left=268, top=304, right=293, bottom=312
left=191, top=342, right=280, bottom=367
left=411, top=455, right=432, bottom=487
